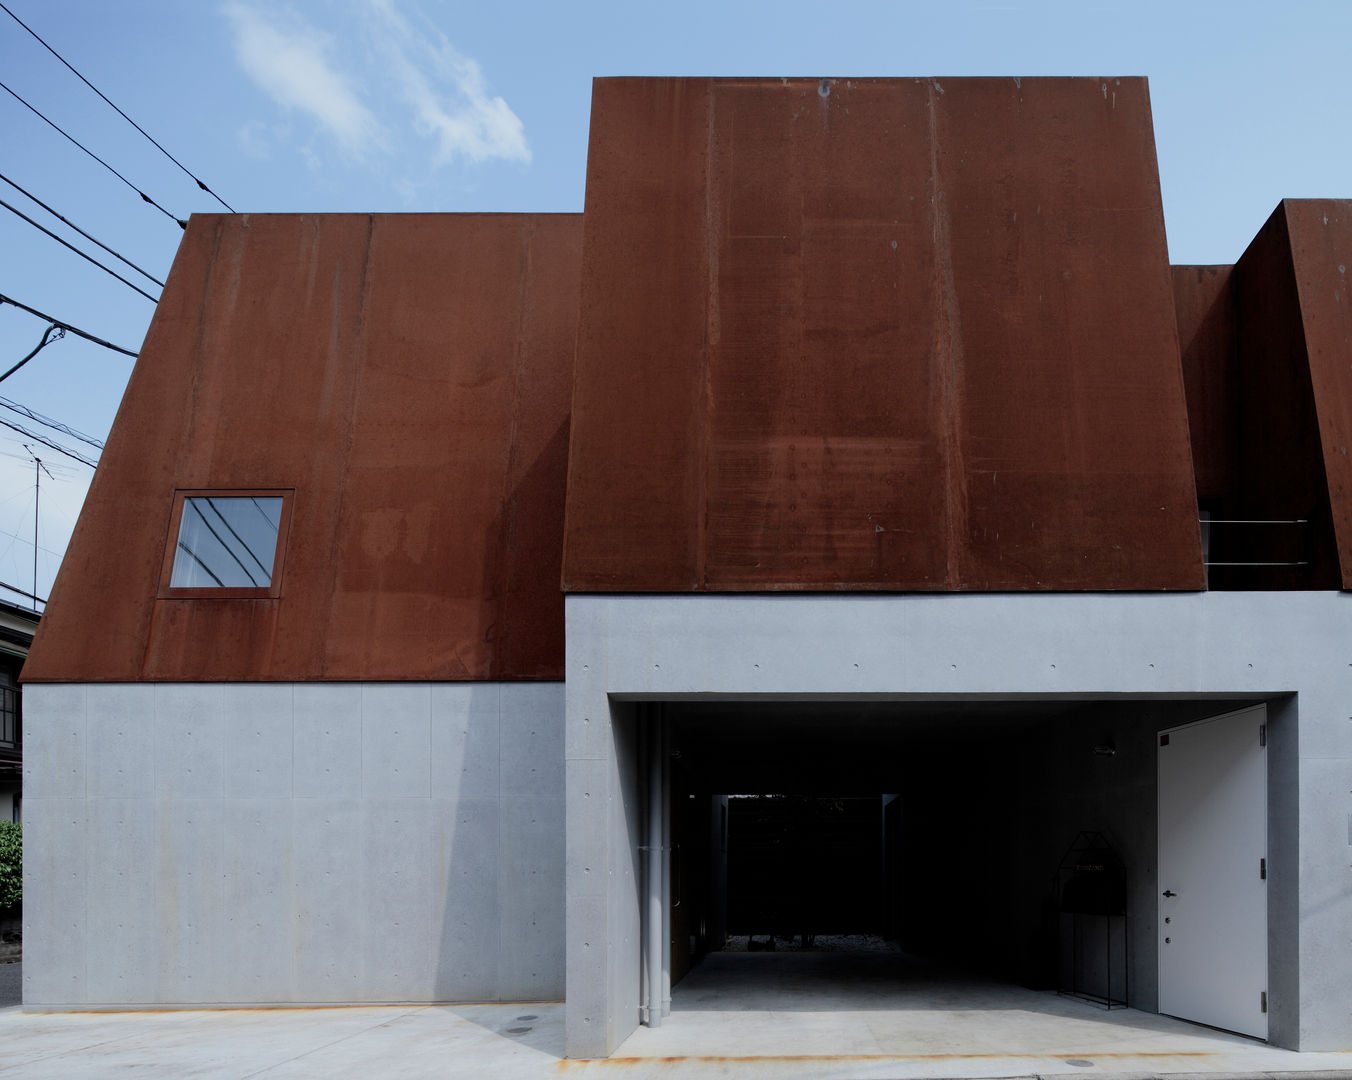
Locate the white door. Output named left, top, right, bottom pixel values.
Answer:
left=1158, top=705, right=1268, bottom=1039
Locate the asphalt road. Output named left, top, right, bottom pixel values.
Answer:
left=0, top=961, right=19, bottom=1006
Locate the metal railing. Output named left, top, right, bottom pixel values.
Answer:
left=1201, top=518, right=1310, bottom=570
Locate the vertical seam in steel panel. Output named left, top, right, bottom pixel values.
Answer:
left=319, top=215, right=378, bottom=677
left=494, top=217, right=535, bottom=678
left=927, top=81, right=968, bottom=590
left=697, top=81, right=716, bottom=590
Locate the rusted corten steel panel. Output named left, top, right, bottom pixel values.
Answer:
left=1284, top=200, right=1352, bottom=588
left=1173, top=265, right=1238, bottom=501
left=563, top=77, right=1203, bottom=591
left=24, top=213, right=581, bottom=682
left=1220, top=203, right=1342, bottom=590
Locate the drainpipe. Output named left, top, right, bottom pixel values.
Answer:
left=661, top=710, right=672, bottom=1017
left=638, top=712, right=651, bottom=1027
left=646, top=707, right=664, bottom=1028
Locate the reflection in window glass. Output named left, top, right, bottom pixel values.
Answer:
left=170, top=496, right=283, bottom=589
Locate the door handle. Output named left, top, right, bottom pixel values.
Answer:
left=1162, top=890, right=1177, bottom=897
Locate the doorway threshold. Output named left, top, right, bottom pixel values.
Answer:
left=610, top=950, right=1333, bottom=1078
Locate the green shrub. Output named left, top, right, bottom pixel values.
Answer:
left=0, top=821, right=20, bottom=910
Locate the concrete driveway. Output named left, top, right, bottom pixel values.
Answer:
left=2, top=988, right=1352, bottom=1080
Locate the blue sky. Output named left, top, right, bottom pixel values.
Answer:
left=0, top=0, right=1349, bottom=609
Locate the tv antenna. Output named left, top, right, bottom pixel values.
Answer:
left=22, top=444, right=52, bottom=610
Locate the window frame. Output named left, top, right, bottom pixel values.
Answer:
left=158, top=488, right=294, bottom=599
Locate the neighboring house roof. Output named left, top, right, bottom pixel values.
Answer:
left=0, top=600, right=39, bottom=659
left=24, top=213, right=580, bottom=682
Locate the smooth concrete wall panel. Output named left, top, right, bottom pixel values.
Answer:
left=1295, top=754, right=1352, bottom=1043
left=23, top=683, right=85, bottom=799
left=564, top=693, right=636, bottom=1056
left=153, top=684, right=223, bottom=799
left=363, top=796, right=437, bottom=999
left=220, top=798, right=295, bottom=1001
left=564, top=592, right=1352, bottom=1056
left=292, top=684, right=362, bottom=797
left=290, top=798, right=363, bottom=1001
left=84, top=684, right=154, bottom=799
left=21, top=797, right=86, bottom=1004
left=24, top=680, right=564, bottom=1008
left=565, top=756, right=612, bottom=897
left=499, top=795, right=566, bottom=999
left=224, top=685, right=294, bottom=798
left=83, top=798, right=157, bottom=1003
left=361, top=684, right=432, bottom=798
left=501, top=683, right=565, bottom=796
left=430, top=683, right=500, bottom=799
left=155, top=799, right=224, bottom=1000
left=432, top=796, right=500, bottom=999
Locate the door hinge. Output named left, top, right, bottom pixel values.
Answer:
left=1259, top=724, right=1267, bottom=747
left=1261, top=990, right=1268, bottom=1014
left=1260, top=857, right=1267, bottom=880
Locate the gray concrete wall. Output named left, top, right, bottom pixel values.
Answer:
left=22, top=681, right=565, bottom=1007
left=565, top=592, right=1352, bottom=1056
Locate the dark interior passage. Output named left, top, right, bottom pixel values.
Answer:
left=726, top=795, right=882, bottom=938
left=660, top=696, right=1264, bottom=1007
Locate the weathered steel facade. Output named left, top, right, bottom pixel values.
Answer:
left=24, top=213, right=581, bottom=682
left=563, top=77, right=1204, bottom=592
left=1172, top=202, right=1352, bottom=590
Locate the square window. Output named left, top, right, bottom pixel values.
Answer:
left=159, top=490, right=292, bottom=598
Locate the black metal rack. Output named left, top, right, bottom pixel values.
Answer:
left=1056, top=831, right=1128, bottom=1008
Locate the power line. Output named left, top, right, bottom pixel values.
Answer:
left=0, top=525, right=64, bottom=559
left=0, top=323, right=63, bottom=384
left=0, top=0, right=234, bottom=213
left=0, top=196, right=158, bottom=303
left=0, top=293, right=137, bottom=356
left=0, top=77, right=186, bottom=230
left=0, top=395, right=103, bottom=450
left=0, top=170, right=164, bottom=286
left=0, top=415, right=97, bottom=468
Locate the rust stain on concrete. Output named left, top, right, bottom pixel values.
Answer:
left=554, top=1050, right=1220, bottom=1068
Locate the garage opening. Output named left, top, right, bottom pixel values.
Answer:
left=627, top=695, right=1281, bottom=1041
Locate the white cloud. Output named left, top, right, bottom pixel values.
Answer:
left=365, top=0, right=531, bottom=166
left=223, top=3, right=381, bottom=158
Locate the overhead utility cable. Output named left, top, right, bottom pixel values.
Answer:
left=0, top=415, right=97, bottom=468
left=0, top=1, right=234, bottom=213
left=1, top=197, right=158, bottom=303
left=0, top=78, right=186, bottom=229
left=0, top=293, right=137, bottom=356
left=0, top=323, right=63, bottom=383
left=0, top=171, right=163, bottom=286
left=0, top=395, right=103, bottom=450
left=0, top=527, right=63, bottom=560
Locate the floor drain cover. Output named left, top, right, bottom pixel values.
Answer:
left=1064, top=1060, right=1094, bottom=1068
left=506, top=1026, right=533, bottom=1035
left=516, top=1014, right=538, bottom=1021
